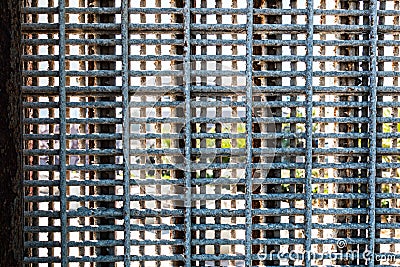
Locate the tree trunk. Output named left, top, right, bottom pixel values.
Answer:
left=0, top=0, right=23, bottom=266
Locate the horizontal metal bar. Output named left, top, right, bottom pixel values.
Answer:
left=25, top=192, right=400, bottom=203
left=22, top=54, right=185, bottom=61
left=26, top=239, right=187, bottom=248
left=23, top=132, right=385, bottom=141
left=24, top=224, right=185, bottom=233
left=25, top=85, right=400, bottom=96
left=22, top=7, right=400, bottom=16
left=22, top=69, right=380, bottom=78
left=23, top=101, right=122, bottom=108
left=24, top=177, right=400, bottom=188
left=27, top=161, right=398, bottom=171
left=22, top=23, right=185, bottom=32
left=22, top=38, right=185, bottom=46
left=24, top=118, right=122, bottom=124
left=22, top=7, right=184, bottom=14
left=26, top=147, right=400, bottom=157
left=24, top=54, right=400, bottom=63
left=22, top=38, right=400, bottom=47
left=25, top=207, right=399, bottom=219
left=24, top=23, right=400, bottom=34
left=24, top=255, right=185, bottom=263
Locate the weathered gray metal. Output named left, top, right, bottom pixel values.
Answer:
left=21, top=0, right=400, bottom=266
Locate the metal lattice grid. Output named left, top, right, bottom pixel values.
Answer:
left=22, top=0, right=400, bottom=266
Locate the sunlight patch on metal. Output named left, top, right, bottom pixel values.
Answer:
left=22, top=0, right=400, bottom=266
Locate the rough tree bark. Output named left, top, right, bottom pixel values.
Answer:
left=0, top=0, right=23, bottom=266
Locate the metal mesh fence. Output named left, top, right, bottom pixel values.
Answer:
left=22, top=0, right=400, bottom=266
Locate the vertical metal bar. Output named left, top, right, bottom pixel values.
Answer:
left=0, top=0, right=23, bottom=266
left=288, top=1, right=298, bottom=265
left=245, top=0, right=254, bottom=266
left=183, top=0, right=192, bottom=266
left=305, top=0, right=314, bottom=266
left=391, top=0, right=400, bottom=259
left=368, top=0, right=378, bottom=265
left=199, top=1, right=207, bottom=265
left=317, top=1, right=326, bottom=264
left=47, top=0, right=56, bottom=264
left=154, top=1, right=162, bottom=266
left=375, top=0, right=385, bottom=264
left=58, top=0, right=68, bottom=265
left=121, top=0, right=131, bottom=265
left=360, top=1, right=371, bottom=264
